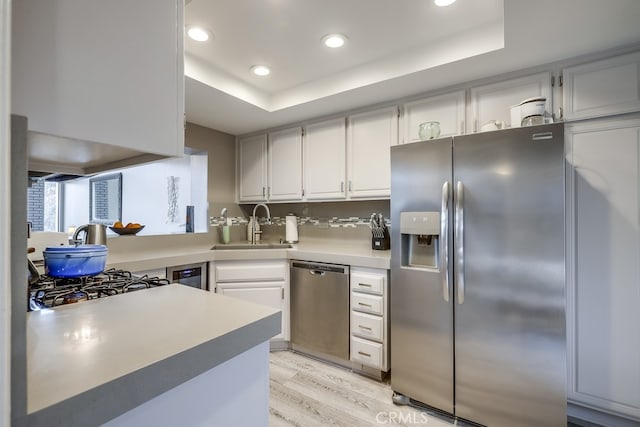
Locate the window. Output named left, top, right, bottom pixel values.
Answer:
left=27, top=179, right=61, bottom=232
left=89, top=173, right=122, bottom=225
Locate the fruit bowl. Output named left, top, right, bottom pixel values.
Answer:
left=109, top=225, right=145, bottom=236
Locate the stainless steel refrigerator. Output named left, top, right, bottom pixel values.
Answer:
left=390, top=123, right=566, bottom=426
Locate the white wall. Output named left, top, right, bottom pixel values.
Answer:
left=63, top=179, right=90, bottom=233
left=0, top=0, right=11, bottom=424
left=120, top=156, right=192, bottom=234
left=63, top=154, right=208, bottom=236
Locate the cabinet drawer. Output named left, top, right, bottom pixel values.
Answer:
left=351, top=292, right=383, bottom=315
left=351, top=311, right=383, bottom=342
left=351, top=271, right=384, bottom=295
left=215, top=261, right=286, bottom=282
left=351, top=336, right=383, bottom=369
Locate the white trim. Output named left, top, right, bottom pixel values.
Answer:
left=0, top=0, right=11, bottom=425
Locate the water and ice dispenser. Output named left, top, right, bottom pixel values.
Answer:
left=400, top=212, right=441, bottom=269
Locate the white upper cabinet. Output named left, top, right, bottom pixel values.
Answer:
left=268, top=127, right=303, bottom=201
left=468, top=72, right=552, bottom=132
left=563, top=52, right=640, bottom=121
left=11, top=0, right=184, bottom=158
left=565, top=116, right=640, bottom=422
left=347, top=107, right=398, bottom=199
left=238, top=134, right=267, bottom=202
left=402, top=91, right=466, bottom=143
left=238, top=128, right=303, bottom=203
left=303, top=118, right=347, bottom=200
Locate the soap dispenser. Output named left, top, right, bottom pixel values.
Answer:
left=247, top=216, right=260, bottom=242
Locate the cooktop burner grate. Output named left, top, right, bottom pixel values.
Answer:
left=29, top=268, right=171, bottom=310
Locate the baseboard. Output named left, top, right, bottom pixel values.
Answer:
left=269, top=340, right=290, bottom=351
left=568, top=402, right=640, bottom=427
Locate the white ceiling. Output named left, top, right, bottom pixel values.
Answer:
left=184, top=0, right=640, bottom=136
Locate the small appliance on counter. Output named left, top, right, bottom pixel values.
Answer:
left=510, top=96, right=547, bottom=128
left=370, top=213, right=390, bottom=250
left=72, top=223, right=108, bottom=245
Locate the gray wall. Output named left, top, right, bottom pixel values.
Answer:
left=185, top=122, right=242, bottom=219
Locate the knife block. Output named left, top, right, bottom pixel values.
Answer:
left=371, top=229, right=390, bottom=250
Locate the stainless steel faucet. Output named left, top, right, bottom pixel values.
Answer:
left=251, top=203, right=271, bottom=244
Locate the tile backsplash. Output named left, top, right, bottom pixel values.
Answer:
left=209, top=215, right=389, bottom=228
left=209, top=200, right=391, bottom=243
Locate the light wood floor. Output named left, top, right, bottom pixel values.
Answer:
left=269, top=350, right=457, bottom=427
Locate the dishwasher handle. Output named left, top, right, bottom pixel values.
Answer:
left=290, top=261, right=349, bottom=275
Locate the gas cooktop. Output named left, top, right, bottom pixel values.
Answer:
left=29, top=268, right=170, bottom=311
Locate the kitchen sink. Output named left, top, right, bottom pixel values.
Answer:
left=210, top=242, right=292, bottom=250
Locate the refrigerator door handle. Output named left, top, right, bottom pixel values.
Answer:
left=455, top=181, right=465, bottom=304
left=440, top=181, right=450, bottom=302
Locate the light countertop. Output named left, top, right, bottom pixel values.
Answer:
left=106, top=238, right=390, bottom=272
left=26, top=285, right=280, bottom=425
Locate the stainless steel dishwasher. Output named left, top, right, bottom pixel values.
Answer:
left=290, top=260, right=350, bottom=364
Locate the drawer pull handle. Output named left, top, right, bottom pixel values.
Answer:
left=358, top=283, right=372, bottom=287
left=358, top=302, right=372, bottom=307
left=358, top=325, right=372, bottom=331
left=358, top=351, right=371, bottom=357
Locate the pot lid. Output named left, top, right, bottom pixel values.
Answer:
left=516, top=96, right=546, bottom=106
left=44, top=244, right=107, bottom=253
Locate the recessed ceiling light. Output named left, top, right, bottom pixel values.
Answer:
left=322, top=34, right=347, bottom=49
left=186, top=26, right=211, bottom=42
left=250, top=65, right=271, bottom=77
left=434, top=0, right=456, bottom=6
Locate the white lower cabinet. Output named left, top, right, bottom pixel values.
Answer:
left=566, top=116, right=640, bottom=423
left=351, top=336, right=383, bottom=369
left=213, top=260, right=289, bottom=342
left=350, top=267, right=389, bottom=373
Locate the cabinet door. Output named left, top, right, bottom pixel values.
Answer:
left=11, top=0, right=184, bottom=158
left=303, top=118, right=346, bottom=200
left=238, top=134, right=267, bottom=202
left=347, top=107, right=398, bottom=199
left=468, top=72, right=552, bottom=131
left=563, top=52, right=640, bottom=121
left=402, top=91, right=466, bottom=143
left=566, top=117, right=640, bottom=421
left=218, top=284, right=286, bottom=340
left=268, top=127, right=303, bottom=201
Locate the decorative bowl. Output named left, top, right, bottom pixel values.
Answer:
left=418, top=121, right=441, bottom=140
left=109, top=225, right=145, bottom=236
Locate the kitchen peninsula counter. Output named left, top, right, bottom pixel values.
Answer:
left=26, top=285, right=280, bottom=426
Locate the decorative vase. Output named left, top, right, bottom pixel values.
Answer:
left=418, top=121, right=441, bottom=140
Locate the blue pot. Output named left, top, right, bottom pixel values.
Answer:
left=43, top=244, right=108, bottom=278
